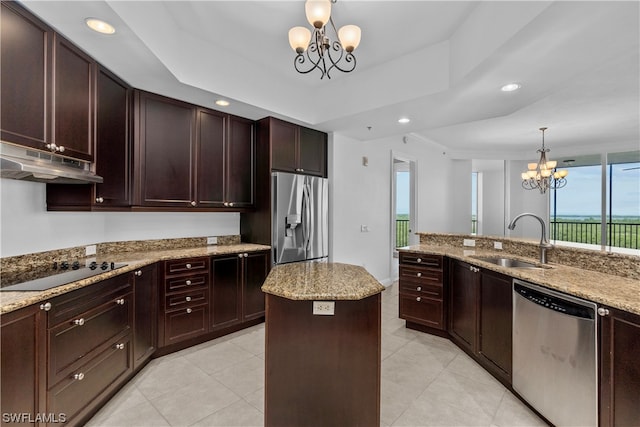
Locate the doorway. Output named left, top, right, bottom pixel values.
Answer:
left=391, top=152, right=417, bottom=280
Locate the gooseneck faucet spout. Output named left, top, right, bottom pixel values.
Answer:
left=508, top=213, right=553, bottom=264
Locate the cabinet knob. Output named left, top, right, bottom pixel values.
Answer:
left=186, top=263, right=192, bottom=269
left=185, top=280, right=192, bottom=285
left=244, top=253, right=248, bottom=258
left=416, top=297, right=421, bottom=302
left=186, top=308, right=192, bottom=314
left=135, top=270, right=142, bottom=277
left=116, top=298, right=125, bottom=305
left=115, top=343, right=125, bottom=350
left=186, top=296, right=192, bottom=302
left=40, top=302, right=52, bottom=311
left=597, top=307, right=610, bottom=317
left=229, top=202, right=234, bottom=207
left=45, top=143, right=64, bottom=153
left=416, top=258, right=422, bottom=263
left=416, top=272, right=422, bottom=277
left=73, top=372, right=85, bottom=381
left=224, top=202, right=229, bottom=207
left=417, top=286, right=422, bottom=291
left=95, top=197, right=104, bottom=203
left=190, top=201, right=197, bottom=207
left=238, top=253, right=243, bottom=258
left=58, top=145, right=65, bottom=153
left=73, top=318, right=85, bottom=326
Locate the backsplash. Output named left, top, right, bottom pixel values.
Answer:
left=0, top=235, right=241, bottom=277
left=417, top=232, right=640, bottom=280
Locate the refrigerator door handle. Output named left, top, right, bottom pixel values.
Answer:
left=302, top=181, right=311, bottom=252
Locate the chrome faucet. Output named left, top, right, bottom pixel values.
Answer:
left=508, top=213, right=553, bottom=264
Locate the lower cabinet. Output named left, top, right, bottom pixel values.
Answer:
left=599, top=306, right=640, bottom=427
left=0, top=303, right=47, bottom=427
left=133, top=264, right=157, bottom=369
left=448, top=259, right=512, bottom=384
left=398, top=252, right=445, bottom=330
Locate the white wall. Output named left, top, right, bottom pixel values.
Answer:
left=0, top=179, right=239, bottom=257
left=481, top=168, right=506, bottom=237
left=505, top=160, right=549, bottom=240
left=330, top=133, right=470, bottom=284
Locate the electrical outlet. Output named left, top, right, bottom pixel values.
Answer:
left=494, top=241, right=503, bottom=250
left=361, top=225, right=370, bottom=232
left=463, top=239, right=476, bottom=247
left=85, top=245, right=97, bottom=256
left=207, top=236, right=218, bottom=245
left=313, top=301, right=335, bottom=316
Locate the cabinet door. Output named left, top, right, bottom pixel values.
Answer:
left=196, top=108, right=225, bottom=207
left=270, top=118, right=298, bottom=173
left=133, top=264, right=157, bottom=368
left=52, top=34, right=95, bottom=161
left=448, top=260, right=478, bottom=353
left=135, top=92, right=196, bottom=207
left=0, top=1, right=52, bottom=149
left=0, top=304, right=47, bottom=427
left=478, top=269, right=512, bottom=381
left=243, top=251, right=269, bottom=321
left=298, top=126, right=327, bottom=177
left=226, top=115, right=255, bottom=207
left=600, top=307, right=640, bottom=427
left=211, top=255, right=242, bottom=330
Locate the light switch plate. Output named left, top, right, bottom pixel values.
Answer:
left=313, top=301, right=335, bottom=315
left=361, top=225, right=370, bottom=232
left=85, top=245, right=97, bottom=256
left=463, top=239, right=476, bottom=247
left=207, top=236, right=218, bottom=245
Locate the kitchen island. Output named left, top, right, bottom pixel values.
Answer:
left=262, top=262, right=385, bottom=427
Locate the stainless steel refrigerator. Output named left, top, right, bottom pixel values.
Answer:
left=272, top=172, right=328, bottom=264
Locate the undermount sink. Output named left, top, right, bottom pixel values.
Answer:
left=473, top=257, right=543, bottom=269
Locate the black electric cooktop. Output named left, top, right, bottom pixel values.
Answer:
left=0, top=262, right=128, bottom=292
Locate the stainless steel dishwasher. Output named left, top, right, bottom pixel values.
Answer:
left=512, top=279, right=598, bottom=427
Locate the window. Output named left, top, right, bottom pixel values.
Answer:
left=471, top=172, right=478, bottom=234
left=550, top=150, right=640, bottom=251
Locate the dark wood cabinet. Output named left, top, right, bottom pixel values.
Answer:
left=196, top=110, right=255, bottom=208
left=243, top=251, right=270, bottom=321
left=1, top=0, right=52, bottom=150
left=448, top=259, right=478, bottom=353
left=477, top=268, right=512, bottom=383
left=52, top=33, right=95, bottom=161
left=263, top=117, right=327, bottom=177
left=47, top=66, right=132, bottom=210
left=159, top=257, right=211, bottom=346
left=599, top=306, right=640, bottom=427
left=398, top=251, right=445, bottom=331
left=210, top=255, right=242, bottom=330
left=133, top=264, right=157, bottom=369
left=0, top=303, right=47, bottom=427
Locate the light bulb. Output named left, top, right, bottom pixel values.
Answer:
left=338, top=25, right=361, bottom=52
left=288, top=27, right=312, bottom=53
left=305, top=0, right=331, bottom=29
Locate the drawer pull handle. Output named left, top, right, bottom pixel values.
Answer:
left=73, top=373, right=85, bottom=381
left=186, top=263, right=192, bottom=269
left=416, top=272, right=422, bottom=277
left=186, top=296, right=192, bottom=302
left=135, top=270, right=142, bottom=277
left=73, top=318, right=85, bottom=326
left=186, top=308, right=193, bottom=314
left=417, top=286, right=422, bottom=291
left=186, top=280, right=192, bottom=286
left=416, top=258, right=422, bottom=263
left=116, top=299, right=125, bottom=305
left=40, top=302, right=52, bottom=311
left=416, top=297, right=421, bottom=302
left=115, top=343, right=125, bottom=350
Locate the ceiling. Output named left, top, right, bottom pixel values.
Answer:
left=20, top=0, right=640, bottom=160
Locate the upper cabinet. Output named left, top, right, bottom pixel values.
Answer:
left=134, top=91, right=255, bottom=210
left=266, top=117, right=327, bottom=177
left=1, top=2, right=95, bottom=161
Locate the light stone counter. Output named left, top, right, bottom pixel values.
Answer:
left=402, top=243, right=640, bottom=316
left=0, top=243, right=270, bottom=314
left=262, top=262, right=385, bottom=300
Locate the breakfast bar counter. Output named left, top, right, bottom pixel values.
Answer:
left=262, top=262, right=384, bottom=427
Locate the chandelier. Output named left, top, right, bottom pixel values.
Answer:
left=521, top=127, right=569, bottom=194
left=288, top=0, right=361, bottom=79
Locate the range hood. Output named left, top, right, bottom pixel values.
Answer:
left=0, top=142, right=103, bottom=184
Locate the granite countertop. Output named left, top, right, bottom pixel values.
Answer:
left=401, top=244, right=640, bottom=316
left=262, top=262, right=385, bottom=301
left=0, top=243, right=271, bottom=315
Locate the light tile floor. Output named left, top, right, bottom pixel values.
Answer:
left=87, top=284, right=547, bottom=426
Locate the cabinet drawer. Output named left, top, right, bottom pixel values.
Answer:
left=47, top=335, right=132, bottom=425
left=48, top=274, right=132, bottom=327
left=165, top=273, right=209, bottom=293
left=399, top=252, right=442, bottom=269
left=166, top=289, right=208, bottom=310
left=165, top=258, right=208, bottom=275
left=399, top=281, right=443, bottom=300
left=163, top=303, right=208, bottom=346
left=49, top=292, right=132, bottom=385
left=399, top=294, right=444, bottom=330
left=399, top=265, right=442, bottom=285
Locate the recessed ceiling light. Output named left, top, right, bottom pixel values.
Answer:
left=398, top=117, right=410, bottom=124
left=501, top=83, right=521, bottom=92
left=85, top=18, right=115, bottom=35
left=215, top=99, right=230, bottom=107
